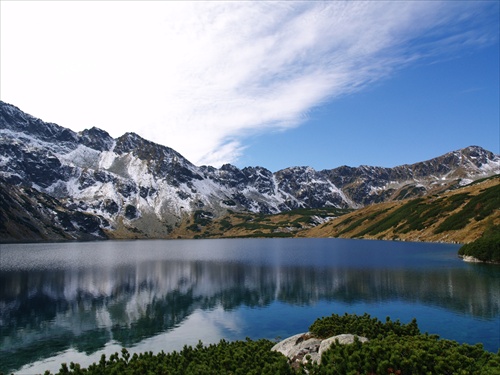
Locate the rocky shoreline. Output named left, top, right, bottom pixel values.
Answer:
left=460, top=254, right=500, bottom=264
left=461, top=255, right=483, bottom=263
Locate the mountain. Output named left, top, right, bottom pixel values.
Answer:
left=302, top=175, right=500, bottom=244
left=163, top=175, right=499, bottom=242
left=0, top=179, right=109, bottom=241
left=1, top=100, right=499, bottom=242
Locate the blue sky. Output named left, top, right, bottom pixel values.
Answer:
left=1, top=1, right=498, bottom=171
left=240, top=44, right=500, bottom=171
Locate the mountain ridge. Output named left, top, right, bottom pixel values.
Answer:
left=302, top=175, right=500, bottom=244
left=1, top=100, right=499, bottom=242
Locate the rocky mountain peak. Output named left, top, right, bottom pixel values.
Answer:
left=115, top=132, right=148, bottom=153
left=114, top=132, right=191, bottom=166
left=1, top=101, right=499, bottom=241
left=459, top=145, right=498, bottom=167
left=0, top=101, right=78, bottom=144
left=79, top=127, right=114, bottom=151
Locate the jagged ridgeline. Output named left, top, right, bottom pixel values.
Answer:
left=1, top=100, right=499, bottom=242
left=305, top=175, right=500, bottom=244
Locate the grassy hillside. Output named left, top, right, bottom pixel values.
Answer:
left=9, top=171, right=487, bottom=243
left=303, top=175, right=500, bottom=243
left=169, top=207, right=353, bottom=239
left=170, top=175, right=500, bottom=244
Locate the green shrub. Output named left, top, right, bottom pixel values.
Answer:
left=193, top=210, right=213, bottom=226
left=38, top=314, right=500, bottom=375
left=337, top=209, right=391, bottom=236
left=435, top=185, right=500, bottom=234
left=218, top=219, right=232, bottom=231
left=309, top=313, right=420, bottom=340
left=458, top=225, right=500, bottom=263
left=305, top=334, right=500, bottom=375
left=44, top=339, right=293, bottom=375
left=306, top=313, right=499, bottom=375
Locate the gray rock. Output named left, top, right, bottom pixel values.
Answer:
left=2, top=100, right=498, bottom=242
left=272, top=332, right=369, bottom=369
left=271, top=332, right=322, bottom=367
left=318, top=334, right=369, bottom=359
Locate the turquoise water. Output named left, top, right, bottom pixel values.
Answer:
left=0, top=238, right=498, bottom=373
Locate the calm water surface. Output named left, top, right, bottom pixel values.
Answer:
left=1, top=238, right=499, bottom=374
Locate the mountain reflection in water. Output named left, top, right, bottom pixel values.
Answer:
left=0, top=239, right=498, bottom=373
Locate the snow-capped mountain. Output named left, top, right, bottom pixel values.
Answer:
left=1, top=101, right=498, bottom=241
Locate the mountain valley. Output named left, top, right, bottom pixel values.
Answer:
left=1, top=101, right=499, bottom=243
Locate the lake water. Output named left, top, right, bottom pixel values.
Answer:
left=1, top=238, right=499, bottom=374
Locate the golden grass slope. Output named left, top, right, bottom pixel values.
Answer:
left=302, top=175, right=500, bottom=244
left=169, top=175, right=499, bottom=244
left=169, top=207, right=352, bottom=239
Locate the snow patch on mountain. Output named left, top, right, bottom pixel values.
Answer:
left=1, top=100, right=499, bottom=239
left=99, top=150, right=118, bottom=170
left=59, top=145, right=101, bottom=169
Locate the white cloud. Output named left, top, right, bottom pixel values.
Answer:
left=1, top=1, right=496, bottom=167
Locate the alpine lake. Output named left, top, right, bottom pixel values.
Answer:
left=1, top=238, right=499, bottom=374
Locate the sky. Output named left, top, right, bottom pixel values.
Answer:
left=1, top=1, right=499, bottom=171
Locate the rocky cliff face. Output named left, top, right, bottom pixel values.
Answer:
left=0, top=177, right=109, bottom=242
left=1, top=100, right=498, bottom=241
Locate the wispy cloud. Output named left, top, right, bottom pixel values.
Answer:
left=1, top=1, right=497, bottom=166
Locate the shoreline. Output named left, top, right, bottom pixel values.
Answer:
left=0, top=234, right=466, bottom=246
left=459, top=254, right=500, bottom=265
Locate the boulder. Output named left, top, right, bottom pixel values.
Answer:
left=272, top=332, right=368, bottom=369
left=318, top=334, right=369, bottom=359
left=271, top=333, right=322, bottom=368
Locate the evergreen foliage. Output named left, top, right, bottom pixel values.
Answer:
left=187, top=206, right=351, bottom=238
left=334, top=181, right=499, bottom=239
left=42, top=339, right=292, bottom=375
left=458, top=224, right=500, bottom=263
left=308, top=313, right=420, bottom=339
left=337, top=209, right=391, bottom=236
left=306, top=313, right=499, bottom=375
left=16, top=314, right=498, bottom=375
left=355, top=199, right=427, bottom=236
left=305, top=334, right=500, bottom=375
left=435, top=184, right=500, bottom=233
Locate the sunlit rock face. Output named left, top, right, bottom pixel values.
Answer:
left=1, top=100, right=499, bottom=240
